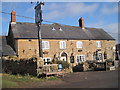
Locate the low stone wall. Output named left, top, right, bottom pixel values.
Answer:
left=2, top=58, right=37, bottom=76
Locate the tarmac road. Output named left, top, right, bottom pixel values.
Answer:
left=39, top=70, right=118, bottom=88
left=18, top=70, right=118, bottom=88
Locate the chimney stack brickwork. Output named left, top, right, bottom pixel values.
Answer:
left=79, top=17, right=84, bottom=29
left=11, top=10, right=16, bottom=22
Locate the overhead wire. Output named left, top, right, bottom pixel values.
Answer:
left=0, top=10, right=70, bottom=25
left=0, top=10, right=119, bottom=35
left=0, top=11, right=35, bottom=20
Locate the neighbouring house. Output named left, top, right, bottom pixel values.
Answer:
left=0, top=36, right=16, bottom=57
left=6, top=10, right=116, bottom=65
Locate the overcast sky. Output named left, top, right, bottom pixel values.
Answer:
left=1, top=2, right=119, bottom=43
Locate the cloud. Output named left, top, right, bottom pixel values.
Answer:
left=88, top=22, right=119, bottom=43
left=102, top=23, right=119, bottom=43
left=43, top=3, right=99, bottom=20
left=43, top=10, right=65, bottom=20
left=65, top=3, right=98, bottom=16
left=87, top=21, right=104, bottom=28
left=101, top=5, right=118, bottom=15
left=102, top=23, right=118, bottom=34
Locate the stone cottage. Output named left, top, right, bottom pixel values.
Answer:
left=7, top=10, right=116, bottom=65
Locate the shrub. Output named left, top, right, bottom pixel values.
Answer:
left=55, top=60, right=70, bottom=69
left=72, top=63, right=83, bottom=72
left=51, top=58, right=57, bottom=64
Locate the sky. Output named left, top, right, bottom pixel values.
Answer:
left=0, top=2, right=119, bottom=43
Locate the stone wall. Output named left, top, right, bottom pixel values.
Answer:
left=15, top=39, right=116, bottom=65
left=17, top=39, right=39, bottom=58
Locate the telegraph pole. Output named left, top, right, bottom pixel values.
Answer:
left=35, top=2, right=44, bottom=57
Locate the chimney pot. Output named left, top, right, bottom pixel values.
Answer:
left=11, top=10, right=16, bottom=23
left=79, top=17, right=84, bottom=29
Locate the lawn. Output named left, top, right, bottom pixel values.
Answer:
left=2, top=74, right=58, bottom=88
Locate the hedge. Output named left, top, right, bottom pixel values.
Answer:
left=2, top=58, right=37, bottom=76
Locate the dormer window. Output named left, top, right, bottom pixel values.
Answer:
left=59, top=27, right=62, bottom=31
left=52, top=27, right=56, bottom=30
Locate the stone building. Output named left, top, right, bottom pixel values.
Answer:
left=0, top=36, right=16, bottom=57
left=7, top=10, right=116, bottom=65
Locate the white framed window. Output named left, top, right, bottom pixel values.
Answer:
left=96, top=41, right=101, bottom=48
left=43, top=58, right=51, bottom=65
left=60, top=41, right=66, bottom=49
left=42, top=41, right=50, bottom=49
left=76, top=41, right=83, bottom=48
left=76, top=55, right=86, bottom=63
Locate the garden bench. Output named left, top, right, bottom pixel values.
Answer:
left=44, top=71, right=65, bottom=78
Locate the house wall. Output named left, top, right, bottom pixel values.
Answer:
left=15, top=39, right=116, bottom=65
left=17, top=39, right=39, bottom=58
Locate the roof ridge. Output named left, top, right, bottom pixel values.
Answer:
left=85, top=27, right=103, bottom=30
left=16, top=22, right=103, bottom=30
left=16, top=22, right=53, bottom=26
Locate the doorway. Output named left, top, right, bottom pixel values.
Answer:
left=61, top=52, right=67, bottom=61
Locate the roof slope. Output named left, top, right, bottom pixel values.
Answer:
left=0, top=36, right=16, bottom=56
left=10, top=22, right=115, bottom=40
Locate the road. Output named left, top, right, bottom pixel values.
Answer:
left=19, top=70, right=118, bottom=88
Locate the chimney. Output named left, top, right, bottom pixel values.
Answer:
left=79, top=17, right=84, bottom=29
left=11, top=10, right=16, bottom=23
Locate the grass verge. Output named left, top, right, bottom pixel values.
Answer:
left=2, top=74, right=58, bottom=88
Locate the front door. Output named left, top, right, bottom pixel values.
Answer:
left=61, top=52, right=67, bottom=61
left=61, top=56, right=67, bottom=61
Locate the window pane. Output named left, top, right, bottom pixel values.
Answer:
left=43, top=58, right=51, bottom=65
left=63, top=42, right=66, bottom=49
left=77, top=55, right=85, bottom=62
left=96, top=41, right=101, bottom=48
left=62, top=42, right=64, bottom=48
left=42, top=41, right=49, bottom=49
left=60, top=41, right=66, bottom=49
left=76, top=41, right=82, bottom=48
